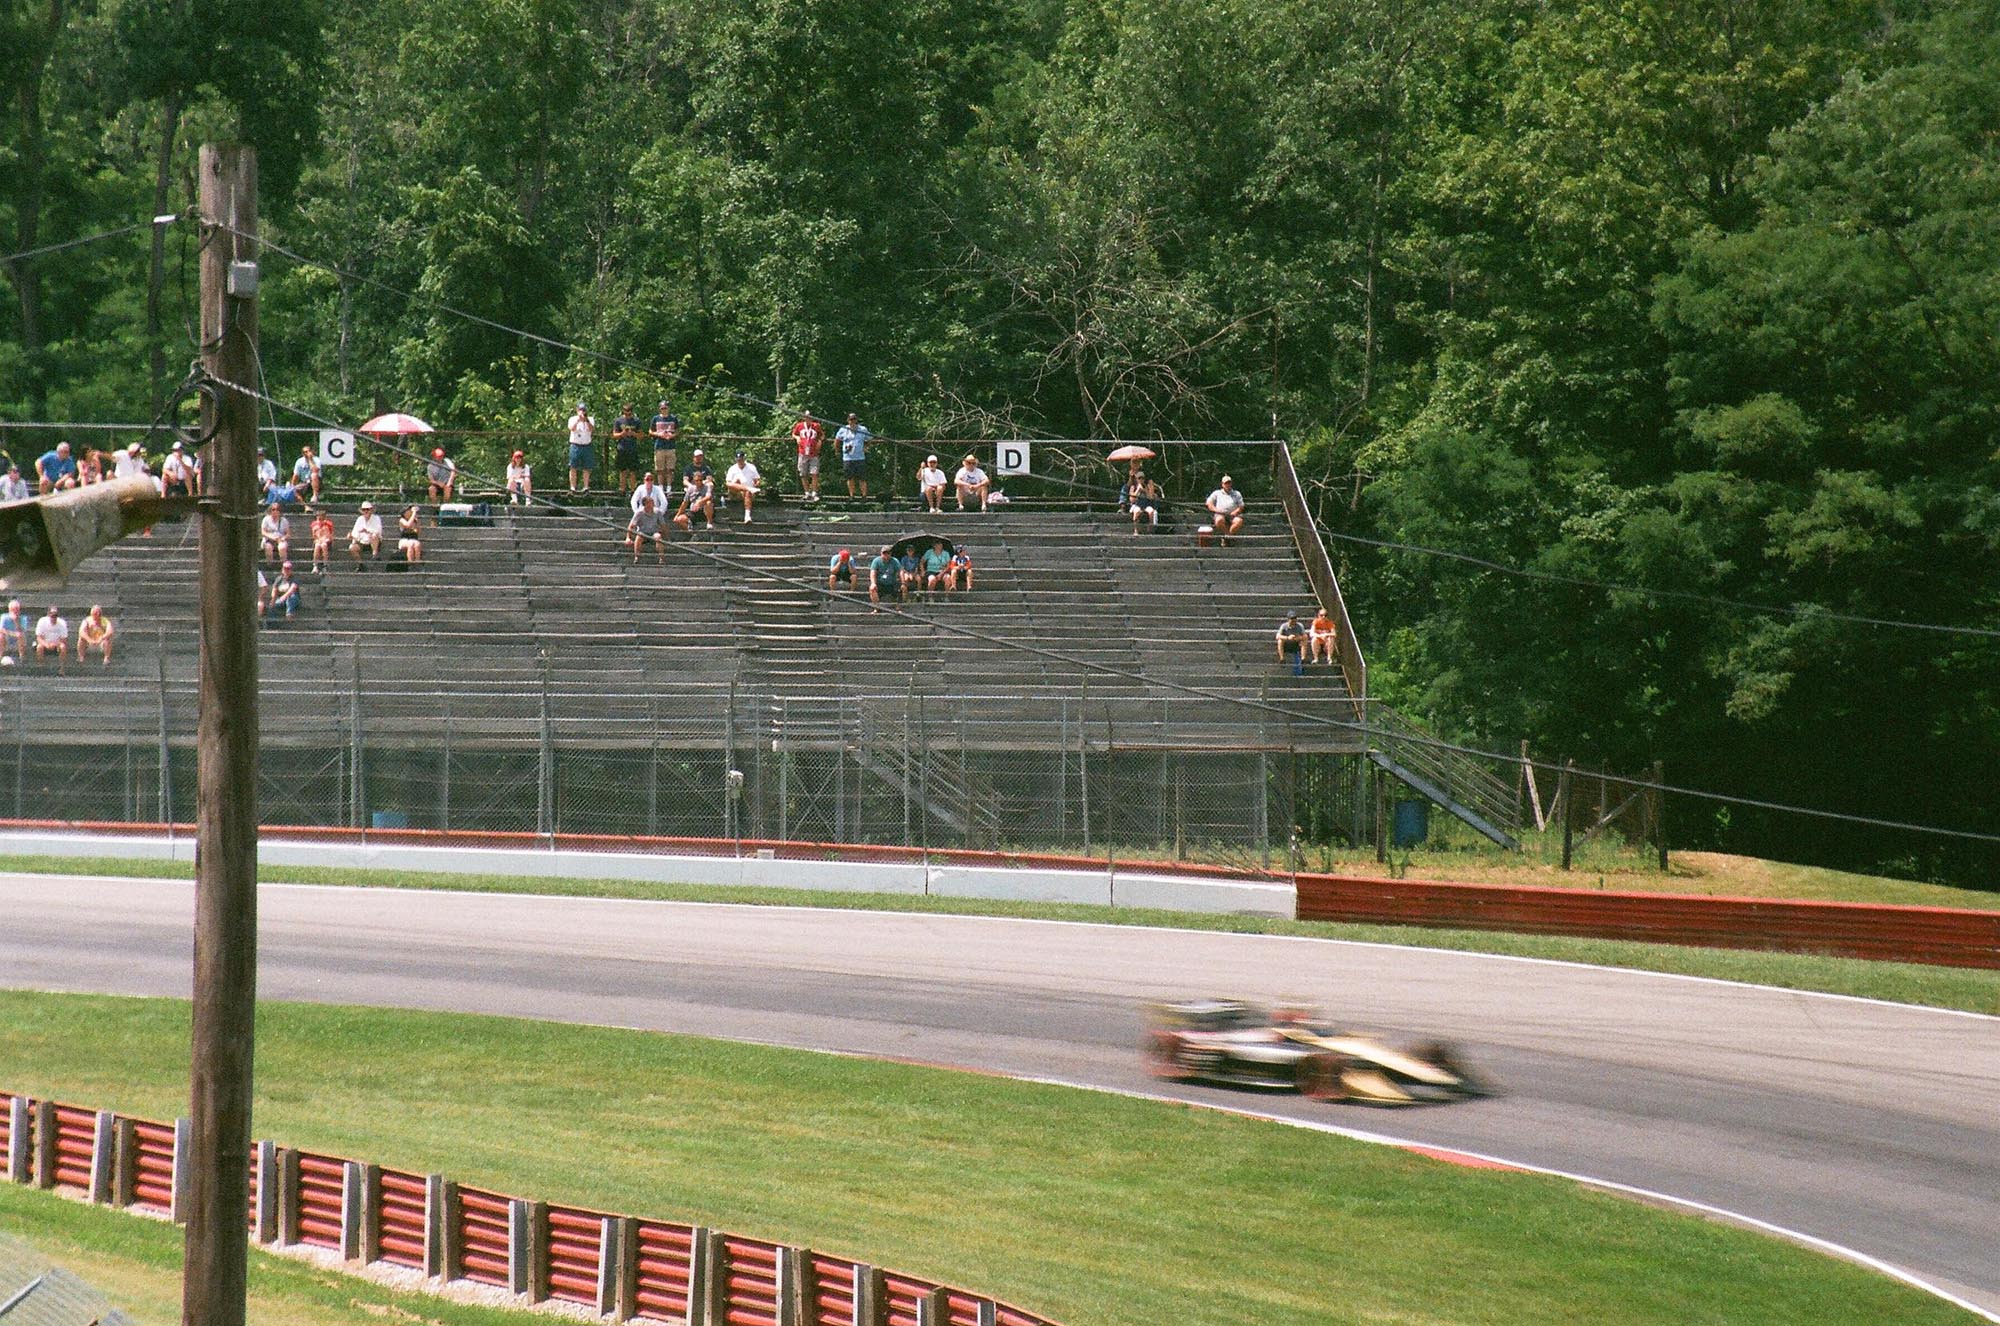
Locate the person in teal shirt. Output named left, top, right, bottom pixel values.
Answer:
left=920, top=538, right=952, bottom=591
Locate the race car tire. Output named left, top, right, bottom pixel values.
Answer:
left=1299, top=1052, right=1350, bottom=1102
left=1414, top=1040, right=1495, bottom=1097
left=1145, top=1031, right=1190, bottom=1080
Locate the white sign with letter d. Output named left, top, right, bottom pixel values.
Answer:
left=996, top=440, right=1031, bottom=476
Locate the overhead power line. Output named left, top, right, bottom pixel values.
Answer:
left=0, top=216, right=179, bottom=268
left=197, top=367, right=2000, bottom=849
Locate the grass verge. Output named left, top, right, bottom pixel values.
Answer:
left=0, top=991, right=1981, bottom=1326
left=4, top=854, right=1996, bottom=1016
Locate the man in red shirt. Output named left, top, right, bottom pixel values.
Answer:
left=791, top=410, right=824, bottom=503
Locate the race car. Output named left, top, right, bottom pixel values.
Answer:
left=1144, top=999, right=1492, bottom=1105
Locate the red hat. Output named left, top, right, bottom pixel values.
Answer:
left=432, top=448, right=445, bottom=459
left=511, top=450, right=524, bottom=460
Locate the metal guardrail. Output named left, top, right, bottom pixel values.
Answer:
left=1269, top=441, right=1365, bottom=704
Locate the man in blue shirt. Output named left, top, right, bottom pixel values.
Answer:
left=837, top=413, right=871, bottom=498
left=35, top=442, right=77, bottom=493
left=0, top=599, right=24, bottom=662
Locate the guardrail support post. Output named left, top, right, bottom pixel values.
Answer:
left=31, top=1099, right=55, bottom=1188
left=1653, top=759, right=1668, bottom=871
left=112, top=1115, right=137, bottom=1206
left=88, top=1110, right=116, bottom=1203
left=853, top=1263, right=886, bottom=1326
left=776, top=1244, right=810, bottom=1326
left=428, top=1175, right=460, bottom=1281
left=5, top=1096, right=28, bottom=1183
left=507, top=1197, right=532, bottom=1296
left=359, top=1163, right=383, bottom=1263
left=914, top=1286, right=947, bottom=1326
left=169, top=1116, right=190, bottom=1221
left=253, top=1141, right=278, bottom=1242
left=275, top=1147, right=301, bottom=1245
left=975, top=1300, right=998, bottom=1326
left=598, top=1215, right=635, bottom=1318
left=340, top=1160, right=365, bottom=1261
left=520, top=1198, right=549, bottom=1302
left=688, top=1226, right=722, bottom=1326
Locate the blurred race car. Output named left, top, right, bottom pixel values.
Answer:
left=1144, top=998, right=1492, bottom=1105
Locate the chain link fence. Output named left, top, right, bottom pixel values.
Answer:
left=4, top=674, right=1396, bottom=879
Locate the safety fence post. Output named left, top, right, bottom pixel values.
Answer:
left=1104, top=707, right=1115, bottom=904
left=439, top=692, right=452, bottom=829
left=1654, top=758, right=1668, bottom=872
left=31, top=1099, right=54, bottom=1188
left=253, top=1140, right=278, bottom=1242
left=724, top=678, right=738, bottom=846
left=111, top=1114, right=137, bottom=1206
left=350, top=641, right=365, bottom=830
left=1560, top=759, right=1575, bottom=871
left=1078, top=677, right=1091, bottom=855
left=5, top=1095, right=27, bottom=1183
left=426, top=1174, right=458, bottom=1280
left=775, top=1244, right=810, bottom=1326
left=646, top=695, right=659, bottom=836
left=915, top=1286, right=948, bottom=1326
left=599, top=1214, right=637, bottom=1318
left=688, top=1226, right=722, bottom=1326
left=275, top=1146, right=301, bottom=1244
left=537, top=659, right=554, bottom=839
left=11, top=670, right=24, bottom=819
left=778, top=696, right=789, bottom=844
left=853, top=1263, right=886, bottom=1326
left=88, top=1109, right=115, bottom=1203
left=358, top=1162, right=383, bottom=1263
left=156, top=629, right=172, bottom=827
left=169, top=1116, right=190, bottom=1221
left=340, top=1159, right=366, bottom=1261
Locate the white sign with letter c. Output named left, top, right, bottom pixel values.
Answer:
left=318, top=429, right=356, bottom=467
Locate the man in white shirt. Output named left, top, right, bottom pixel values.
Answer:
left=630, top=471, right=670, bottom=517
left=567, top=403, right=596, bottom=493
left=954, top=454, right=991, bottom=512
left=114, top=443, right=149, bottom=482
left=255, top=447, right=278, bottom=490
left=259, top=502, right=290, bottom=562
left=348, top=500, right=383, bottom=564
left=724, top=451, right=761, bottom=523
left=0, top=466, right=28, bottom=502
left=162, top=442, right=198, bottom=497
left=917, top=455, right=947, bottom=513
left=1206, top=474, right=1245, bottom=544
left=33, top=606, right=68, bottom=668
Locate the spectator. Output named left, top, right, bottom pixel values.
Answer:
left=649, top=398, right=680, bottom=484
left=612, top=403, right=642, bottom=495
left=954, top=453, right=991, bottom=511
left=255, top=567, right=268, bottom=617
left=867, top=544, right=901, bottom=611
left=506, top=450, right=533, bottom=505
left=161, top=441, right=198, bottom=497
left=630, top=470, right=669, bottom=517
left=917, top=454, right=947, bottom=513
left=827, top=547, right=856, bottom=590
left=1274, top=611, right=1306, bottom=676
left=920, top=537, right=952, bottom=591
left=255, top=446, right=277, bottom=490
left=264, top=475, right=301, bottom=508
left=725, top=450, right=761, bottom=523
left=36, top=441, right=78, bottom=493
left=0, top=466, right=29, bottom=502
left=792, top=410, right=823, bottom=502
left=0, top=599, right=25, bottom=661
left=309, top=507, right=334, bottom=573
left=627, top=496, right=667, bottom=563
left=837, top=413, right=870, bottom=497
left=1206, top=474, right=1244, bottom=544
left=946, top=544, right=973, bottom=591
left=896, top=546, right=921, bottom=596
left=1125, top=471, right=1159, bottom=534
left=78, top=448, right=105, bottom=486
left=397, top=505, right=424, bottom=563
left=114, top=442, right=149, bottom=482
left=77, top=603, right=113, bottom=665
left=33, top=605, right=68, bottom=667
left=685, top=447, right=713, bottom=492
left=426, top=448, right=457, bottom=503
left=293, top=444, right=321, bottom=501
left=259, top=501, right=290, bottom=562
left=674, top=469, right=715, bottom=531
left=1309, top=607, right=1338, bottom=666
left=265, top=562, right=301, bottom=621
left=567, top=402, right=595, bottom=493
left=348, top=500, right=383, bottom=564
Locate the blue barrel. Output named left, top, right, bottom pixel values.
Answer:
left=370, top=811, right=409, bottom=830
left=1391, top=799, right=1430, bottom=848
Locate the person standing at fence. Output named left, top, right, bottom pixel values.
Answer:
left=567, top=402, right=596, bottom=494
left=1308, top=607, right=1337, bottom=667
left=650, top=399, right=680, bottom=486
left=837, top=413, right=870, bottom=498
left=792, top=410, right=823, bottom=502
left=1274, top=612, right=1306, bottom=676
left=77, top=604, right=113, bottom=665
left=612, top=404, right=643, bottom=495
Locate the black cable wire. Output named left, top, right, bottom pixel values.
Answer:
left=0, top=219, right=161, bottom=267
left=196, top=368, right=2000, bottom=847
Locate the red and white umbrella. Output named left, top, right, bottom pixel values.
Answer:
left=358, top=412, right=434, bottom=435
left=1106, top=444, right=1156, bottom=463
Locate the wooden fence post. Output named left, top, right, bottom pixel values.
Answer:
left=915, top=1287, right=948, bottom=1326
left=88, top=1110, right=116, bottom=1203
left=424, top=1174, right=455, bottom=1279
left=340, top=1160, right=366, bottom=1262
left=253, top=1141, right=278, bottom=1243
left=112, top=1115, right=137, bottom=1206
left=853, top=1264, right=887, bottom=1326
left=169, top=1116, right=191, bottom=1222
left=688, top=1226, right=722, bottom=1326
left=1559, top=760, right=1575, bottom=871
left=275, top=1147, right=301, bottom=1245
left=598, top=1215, right=636, bottom=1318
left=32, top=1099, right=55, bottom=1188
left=5, top=1096, right=28, bottom=1183
left=1653, top=759, right=1668, bottom=871
left=359, top=1163, right=383, bottom=1263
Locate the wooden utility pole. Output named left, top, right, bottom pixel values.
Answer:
left=185, top=141, right=260, bottom=1326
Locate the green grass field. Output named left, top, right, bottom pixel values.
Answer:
left=0, top=991, right=1978, bottom=1326
left=4, top=854, right=1997, bottom=1015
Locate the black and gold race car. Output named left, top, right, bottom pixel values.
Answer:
left=1144, top=999, right=1493, bottom=1105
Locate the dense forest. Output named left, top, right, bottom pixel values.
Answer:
left=2, top=0, right=1995, bottom=879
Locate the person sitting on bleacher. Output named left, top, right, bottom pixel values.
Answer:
left=1274, top=612, right=1306, bottom=676
left=725, top=450, right=761, bottom=524
left=266, top=562, right=301, bottom=621
left=0, top=466, right=29, bottom=502
left=867, top=545, right=901, bottom=611
left=896, top=546, right=921, bottom=597
left=1206, top=475, right=1245, bottom=545
left=827, top=548, right=856, bottom=590
left=426, top=449, right=457, bottom=503
left=918, top=455, right=947, bottom=514
left=954, top=454, right=991, bottom=512
left=77, top=604, right=113, bottom=666
left=674, top=469, right=715, bottom=532
left=309, top=508, right=334, bottom=573
left=1125, top=472, right=1159, bottom=534
left=161, top=441, right=198, bottom=497
left=33, top=605, right=68, bottom=667
left=0, top=599, right=25, bottom=662
left=36, top=442, right=78, bottom=494
left=114, top=443, right=149, bottom=482
left=293, top=444, right=321, bottom=502
left=348, top=500, right=383, bottom=564
left=920, top=538, right=952, bottom=592
left=397, top=506, right=425, bottom=563
left=256, top=447, right=277, bottom=491
left=506, top=450, right=533, bottom=505
left=1309, top=608, right=1338, bottom=666
left=627, top=496, right=667, bottom=564
left=259, top=502, right=290, bottom=562
left=946, top=545, right=972, bottom=591
left=631, top=471, right=669, bottom=517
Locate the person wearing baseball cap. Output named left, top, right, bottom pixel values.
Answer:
left=650, top=398, right=680, bottom=481
left=349, top=500, right=383, bottom=565
left=426, top=446, right=457, bottom=503
left=826, top=546, right=856, bottom=590
left=506, top=449, right=533, bottom=506
left=725, top=448, right=762, bottom=523
left=917, top=454, right=947, bottom=513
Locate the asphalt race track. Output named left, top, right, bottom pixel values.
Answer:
left=4, top=874, right=1996, bottom=1318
